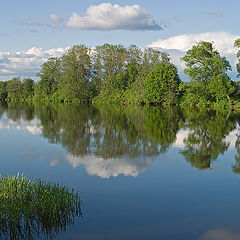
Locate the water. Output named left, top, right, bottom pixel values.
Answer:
left=0, top=102, right=240, bottom=240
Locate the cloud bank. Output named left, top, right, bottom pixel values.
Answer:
left=149, top=32, right=238, bottom=54
left=65, top=3, right=162, bottom=31
left=0, top=47, right=69, bottom=79
left=148, top=32, right=240, bottom=72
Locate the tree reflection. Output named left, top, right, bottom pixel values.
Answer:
left=3, top=103, right=181, bottom=159
left=232, top=115, right=240, bottom=174
left=0, top=101, right=7, bottom=118
left=181, top=108, right=235, bottom=169
left=2, top=103, right=240, bottom=174
left=2, top=102, right=35, bottom=123
left=144, top=107, right=181, bottom=152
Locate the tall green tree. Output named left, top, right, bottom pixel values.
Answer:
left=35, top=57, right=62, bottom=99
left=6, top=77, right=22, bottom=101
left=181, top=41, right=233, bottom=105
left=93, top=44, right=128, bottom=91
left=235, top=38, right=240, bottom=77
left=22, top=78, right=35, bottom=99
left=144, top=61, right=181, bottom=104
left=0, top=81, right=7, bottom=100
left=123, top=48, right=163, bottom=103
left=59, top=45, right=91, bottom=103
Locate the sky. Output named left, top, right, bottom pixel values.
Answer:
left=0, top=0, right=239, bottom=80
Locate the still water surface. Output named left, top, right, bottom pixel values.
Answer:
left=0, top=102, right=240, bottom=240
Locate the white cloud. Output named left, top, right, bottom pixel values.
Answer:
left=149, top=32, right=239, bottom=54
left=50, top=14, right=63, bottom=24
left=65, top=3, right=162, bottom=31
left=148, top=32, right=240, bottom=72
left=0, top=46, right=69, bottom=79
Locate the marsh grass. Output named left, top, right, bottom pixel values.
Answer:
left=0, top=174, right=82, bottom=240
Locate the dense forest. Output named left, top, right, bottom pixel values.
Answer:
left=0, top=39, right=240, bottom=107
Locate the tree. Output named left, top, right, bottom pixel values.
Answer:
left=22, top=78, right=34, bottom=99
left=6, top=77, right=22, bottom=101
left=181, top=41, right=233, bottom=105
left=92, top=44, right=128, bottom=91
left=235, top=39, right=240, bottom=77
left=59, top=45, right=92, bottom=103
left=0, top=81, right=7, bottom=100
left=144, top=61, right=181, bottom=104
left=35, top=57, right=62, bottom=99
left=123, top=48, right=164, bottom=104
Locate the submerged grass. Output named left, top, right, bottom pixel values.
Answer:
left=0, top=174, right=82, bottom=240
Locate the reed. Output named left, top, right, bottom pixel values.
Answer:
left=0, top=174, right=82, bottom=240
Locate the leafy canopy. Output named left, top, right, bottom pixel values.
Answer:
left=181, top=41, right=233, bottom=104
left=235, top=38, right=240, bottom=76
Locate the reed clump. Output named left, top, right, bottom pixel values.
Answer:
left=0, top=174, right=82, bottom=240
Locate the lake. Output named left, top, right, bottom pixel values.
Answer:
left=0, top=102, right=240, bottom=240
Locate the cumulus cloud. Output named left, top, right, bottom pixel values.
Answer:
left=65, top=3, right=162, bottom=31
left=0, top=47, right=69, bottom=79
left=148, top=32, right=240, bottom=72
left=148, top=32, right=239, bottom=54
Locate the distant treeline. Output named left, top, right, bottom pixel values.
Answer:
left=1, top=39, right=240, bottom=107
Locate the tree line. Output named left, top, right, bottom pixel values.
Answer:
left=0, top=39, right=240, bottom=107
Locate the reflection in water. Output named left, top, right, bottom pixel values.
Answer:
left=66, top=154, right=154, bottom=178
left=199, top=227, right=240, bottom=240
left=0, top=174, right=81, bottom=240
left=180, top=108, right=235, bottom=170
left=1, top=102, right=240, bottom=176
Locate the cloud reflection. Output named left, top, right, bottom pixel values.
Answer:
left=200, top=227, right=240, bottom=240
left=66, top=154, right=154, bottom=178
left=0, top=116, right=42, bottom=135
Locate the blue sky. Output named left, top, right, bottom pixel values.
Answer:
left=0, top=0, right=239, bottom=80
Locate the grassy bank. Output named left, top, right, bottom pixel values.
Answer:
left=0, top=174, right=82, bottom=239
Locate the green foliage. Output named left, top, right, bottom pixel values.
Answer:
left=1, top=42, right=239, bottom=107
left=0, top=81, right=7, bottom=100
left=22, top=78, right=35, bottom=100
left=6, top=77, right=23, bottom=101
left=0, top=174, right=81, bottom=239
left=58, top=45, right=92, bottom=103
left=35, top=57, right=62, bottom=99
left=144, top=62, right=181, bottom=105
left=92, top=45, right=165, bottom=105
left=181, top=41, right=233, bottom=105
left=235, top=38, right=240, bottom=77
